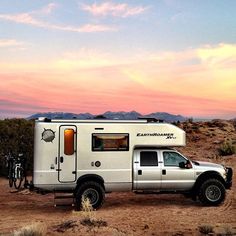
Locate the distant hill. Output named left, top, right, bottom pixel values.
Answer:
left=28, top=111, right=187, bottom=122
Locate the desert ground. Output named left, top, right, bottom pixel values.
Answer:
left=0, top=120, right=235, bottom=236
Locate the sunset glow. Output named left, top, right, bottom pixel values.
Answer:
left=0, top=1, right=235, bottom=119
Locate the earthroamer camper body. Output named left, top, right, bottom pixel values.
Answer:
left=33, top=118, right=232, bottom=209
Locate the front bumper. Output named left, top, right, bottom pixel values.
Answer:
left=225, top=167, right=233, bottom=189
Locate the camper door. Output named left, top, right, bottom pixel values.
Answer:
left=58, top=126, right=77, bottom=182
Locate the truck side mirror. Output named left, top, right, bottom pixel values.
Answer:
left=179, top=162, right=186, bottom=169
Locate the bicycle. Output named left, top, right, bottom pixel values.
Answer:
left=6, top=153, right=26, bottom=189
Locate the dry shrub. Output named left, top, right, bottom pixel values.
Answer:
left=80, top=218, right=107, bottom=228
left=53, top=220, right=78, bottom=233
left=80, top=197, right=107, bottom=228
left=81, top=196, right=94, bottom=220
left=198, top=224, right=214, bottom=234
left=13, top=223, right=46, bottom=236
left=218, top=140, right=236, bottom=156
left=223, top=226, right=233, bottom=236
left=232, top=120, right=236, bottom=130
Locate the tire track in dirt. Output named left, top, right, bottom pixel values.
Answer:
left=220, top=191, right=234, bottom=212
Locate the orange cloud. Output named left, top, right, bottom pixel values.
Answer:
left=0, top=44, right=235, bottom=118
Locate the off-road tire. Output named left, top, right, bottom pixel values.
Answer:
left=198, top=179, right=225, bottom=206
left=75, top=181, right=105, bottom=210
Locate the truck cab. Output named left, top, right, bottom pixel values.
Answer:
left=133, top=148, right=232, bottom=205
left=133, top=148, right=195, bottom=191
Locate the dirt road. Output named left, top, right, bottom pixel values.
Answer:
left=0, top=156, right=235, bottom=236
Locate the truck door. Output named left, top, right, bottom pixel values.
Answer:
left=160, top=150, right=195, bottom=190
left=133, top=150, right=161, bottom=190
left=58, top=125, right=77, bottom=183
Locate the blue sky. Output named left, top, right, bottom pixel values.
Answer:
left=0, top=0, right=236, bottom=118
left=1, top=0, right=235, bottom=54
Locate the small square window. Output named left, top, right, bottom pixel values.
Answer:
left=140, top=151, right=158, bottom=166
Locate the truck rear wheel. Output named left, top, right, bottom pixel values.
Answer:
left=198, top=179, right=225, bottom=206
left=75, top=181, right=105, bottom=210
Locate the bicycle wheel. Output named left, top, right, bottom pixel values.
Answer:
left=8, top=162, right=14, bottom=188
left=14, top=168, right=24, bottom=189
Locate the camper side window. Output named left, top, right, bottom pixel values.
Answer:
left=64, top=129, right=75, bottom=155
left=92, top=133, right=129, bottom=151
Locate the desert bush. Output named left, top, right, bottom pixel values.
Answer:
left=80, top=197, right=107, bottom=228
left=0, top=119, right=34, bottom=176
left=192, top=125, right=200, bottom=132
left=232, top=120, right=236, bottom=130
left=53, top=220, right=78, bottom=233
left=220, top=225, right=234, bottom=236
left=187, top=118, right=193, bottom=123
left=218, top=140, right=236, bottom=156
left=198, top=224, right=214, bottom=234
left=13, top=223, right=46, bottom=236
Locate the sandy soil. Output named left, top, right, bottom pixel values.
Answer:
left=0, top=156, right=235, bottom=236
left=0, top=120, right=236, bottom=235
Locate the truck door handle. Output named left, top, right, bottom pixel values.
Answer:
left=162, top=169, right=166, bottom=175
left=138, top=170, right=142, bottom=175
left=60, top=156, right=64, bottom=163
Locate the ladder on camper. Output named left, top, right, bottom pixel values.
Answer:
left=53, top=190, right=75, bottom=207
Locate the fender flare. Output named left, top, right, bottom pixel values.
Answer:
left=191, top=171, right=226, bottom=195
left=76, top=174, right=105, bottom=190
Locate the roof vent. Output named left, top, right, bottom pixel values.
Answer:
left=37, top=117, right=51, bottom=122
left=138, top=117, right=164, bottom=123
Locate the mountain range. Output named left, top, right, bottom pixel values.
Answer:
left=28, top=111, right=187, bottom=122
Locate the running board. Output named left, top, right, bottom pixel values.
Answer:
left=53, top=190, right=75, bottom=207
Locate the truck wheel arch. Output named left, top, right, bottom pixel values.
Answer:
left=192, top=171, right=226, bottom=195
left=76, top=174, right=105, bottom=190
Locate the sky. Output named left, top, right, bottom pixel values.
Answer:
left=0, top=0, right=236, bottom=119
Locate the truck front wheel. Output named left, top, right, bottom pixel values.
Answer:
left=75, top=181, right=105, bottom=210
left=198, top=179, right=225, bottom=206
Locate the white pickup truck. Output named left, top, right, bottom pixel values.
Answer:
left=33, top=118, right=233, bottom=209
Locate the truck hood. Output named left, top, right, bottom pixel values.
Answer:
left=192, top=161, right=223, bottom=169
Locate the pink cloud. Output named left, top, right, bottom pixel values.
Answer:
left=0, top=44, right=235, bottom=119
left=0, top=4, right=116, bottom=33
left=0, top=39, right=25, bottom=48
left=81, top=2, right=148, bottom=17
left=1, top=71, right=235, bottom=119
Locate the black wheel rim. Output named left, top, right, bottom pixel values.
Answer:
left=83, top=188, right=99, bottom=205
left=205, top=185, right=221, bottom=202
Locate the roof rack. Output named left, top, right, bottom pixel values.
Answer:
left=138, top=117, right=164, bottom=123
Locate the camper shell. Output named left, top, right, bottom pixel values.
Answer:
left=33, top=118, right=185, bottom=191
